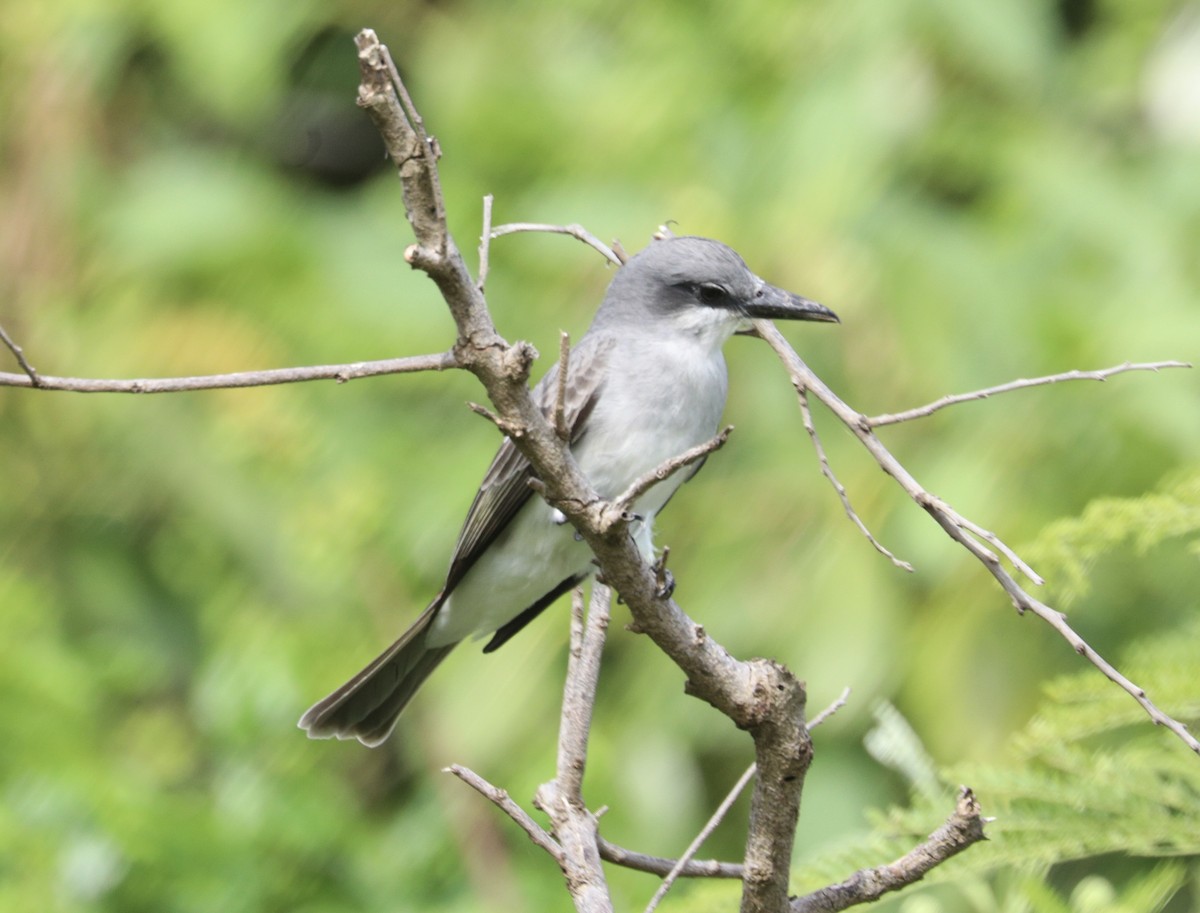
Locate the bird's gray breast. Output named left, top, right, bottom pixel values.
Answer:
left=572, top=336, right=728, bottom=515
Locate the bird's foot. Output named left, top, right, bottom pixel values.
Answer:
left=653, top=547, right=675, bottom=600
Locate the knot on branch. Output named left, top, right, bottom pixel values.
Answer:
left=594, top=500, right=640, bottom=538
left=713, top=658, right=808, bottom=736
left=501, top=340, right=539, bottom=382
left=404, top=242, right=441, bottom=270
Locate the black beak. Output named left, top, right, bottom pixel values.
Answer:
left=744, top=282, right=839, bottom=324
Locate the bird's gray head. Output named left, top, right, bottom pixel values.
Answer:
left=593, top=236, right=838, bottom=344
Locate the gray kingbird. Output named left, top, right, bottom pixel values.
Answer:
left=300, top=235, right=838, bottom=746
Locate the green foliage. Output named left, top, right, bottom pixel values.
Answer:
left=2, top=0, right=1198, bottom=911
left=1028, top=471, right=1200, bottom=608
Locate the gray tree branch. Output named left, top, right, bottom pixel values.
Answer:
left=445, top=764, right=564, bottom=862
left=531, top=585, right=615, bottom=913
left=752, top=319, right=1200, bottom=757
left=353, top=28, right=818, bottom=913
left=597, top=837, right=743, bottom=879
left=0, top=352, right=458, bottom=393
left=0, top=321, right=40, bottom=385
left=790, top=787, right=987, bottom=913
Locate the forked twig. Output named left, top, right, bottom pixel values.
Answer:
left=939, top=498, right=1043, bottom=585
left=0, top=322, right=41, bottom=386
left=754, top=319, right=1200, bottom=757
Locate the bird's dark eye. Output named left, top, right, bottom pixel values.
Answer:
left=696, top=283, right=728, bottom=305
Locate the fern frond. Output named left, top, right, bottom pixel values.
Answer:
left=1026, top=471, right=1200, bottom=607
left=793, top=621, right=1200, bottom=900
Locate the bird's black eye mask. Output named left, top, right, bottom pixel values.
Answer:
left=672, top=281, right=737, bottom=309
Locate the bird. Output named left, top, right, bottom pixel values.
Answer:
left=299, top=235, right=838, bottom=746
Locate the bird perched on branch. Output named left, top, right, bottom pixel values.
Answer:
left=300, top=235, right=838, bottom=745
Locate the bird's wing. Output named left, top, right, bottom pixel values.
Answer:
left=441, top=334, right=613, bottom=595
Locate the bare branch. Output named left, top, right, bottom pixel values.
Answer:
left=796, top=388, right=913, bottom=572
left=358, top=29, right=449, bottom=257
left=791, top=787, right=987, bottom=913
left=349, top=38, right=816, bottom=912
left=490, top=221, right=623, bottom=267
left=0, top=352, right=458, bottom=394
left=608, top=426, right=734, bottom=520
left=445, top=764, right=564, bottom=863
left=467, top=400, right=524, bottom=438
left=554, top=332, right=572, bottom=441
left=597, top=838, right=742, bottom=879
left=645, top=763, right=758, bottom=913
left=754, top=319, right=1200, bottom=757
left=935, top=497, right=1044, bottom=586
left=808, top=686, right=852, bottom=730
left=598, top=682, right=824, bottom=906
left=477, top=193, right=495, bottom=291
left=0, top=322, right=41, bottom=386
left=524, top=584, right=616, bottom=913
left=555, top=584, right=611, bottom=797
left=867, top=361, right=1192, bottom=428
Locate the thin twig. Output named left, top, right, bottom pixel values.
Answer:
left=554, top=332, right=571, bottom=441
left=0, top=322, right=41, bottom=386
left=645, top=763, right=759, bottom=913
left=942, top=499, right=1044, bottom=585
left=527, top=584, right=615, bottom=913
left=609, top=426, right=733, bottom=519
left=0, top=351, right=457, bottom=393
left=446, top=764, right=564, bottom=862
left=635, top=685, right=851, bottom=908
left=797, top=389, right=913, bottom=572
left=867, top=361, right=1192, bottom=428
left=467, top=401, right=523, bottom=437
left=755, top=319, right=1200, bottom=757
left=809, top=686, right=852, bottom=730
left=555, top=584, right=611, bottom=797
left=477, top=193, right=495, bottom=291
left=791, top=787, right=986, bottom=913
left=597, top=838, right=742, bottom=879
left=490, top=222, right=623, bottom=267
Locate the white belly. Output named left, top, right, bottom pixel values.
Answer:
left=427, top=498, right=593, bottom=646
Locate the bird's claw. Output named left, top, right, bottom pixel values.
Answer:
left=652, top=546, right=674, bottom=599
left=654, top=568, right=676, bottom=600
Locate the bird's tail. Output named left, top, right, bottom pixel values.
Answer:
left=298, top=602, right=456, bottom=747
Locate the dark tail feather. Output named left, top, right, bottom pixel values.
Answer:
left=298, top=602, right=456, bottom=747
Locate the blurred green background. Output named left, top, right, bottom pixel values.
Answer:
left=2, top=0, right=1198, bottom=911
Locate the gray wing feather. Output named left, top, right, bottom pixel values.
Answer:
left=442, top=335, right=612, bottom=593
